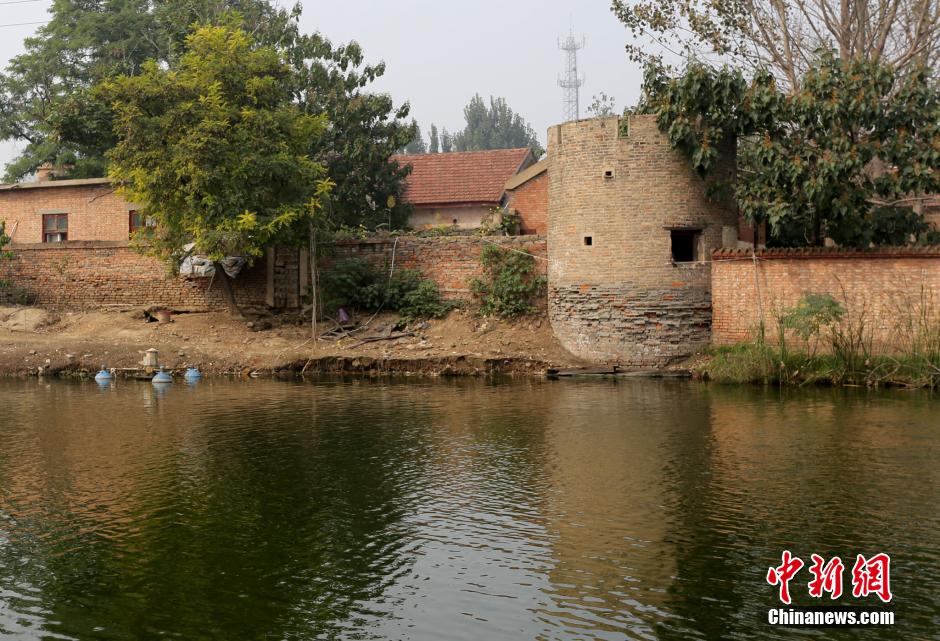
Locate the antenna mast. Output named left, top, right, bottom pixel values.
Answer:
left=558, top=30, right=585, bottom=122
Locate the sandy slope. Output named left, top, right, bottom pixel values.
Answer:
left=0, top=306, right=584, bottom=377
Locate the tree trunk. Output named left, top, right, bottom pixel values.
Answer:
left=214, top=261, right=243, bottom=317
left=309, top=225, right=318, bottom=338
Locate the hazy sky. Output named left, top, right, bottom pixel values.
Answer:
left=0, top=0, right=647, bottom=173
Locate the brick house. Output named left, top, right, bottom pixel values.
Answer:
left=0, top=176, right=144, bottom=245
left=392, top=148, right=537, bottom=230
left=0, top=174, right=300, bottom=309
left=504, top=158, right=548, bottom=235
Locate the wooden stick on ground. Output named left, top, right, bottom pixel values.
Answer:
left=349, top=332, right=415, bottom=349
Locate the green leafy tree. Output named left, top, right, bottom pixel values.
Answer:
left=452, top=95, right=544, bottom=156
left=0, top=0, right=299, bottom=181
left=441, top=127, right=453, bottom=152
left=285, top=32, right=414, bottom=230
left=644, top=54, right=940, bottom=247
left=101, top=26, right=332, bottom=315
left=0, top=1, right=415, bottom=232
left=429, top=124, right=440, bottom=153
left=402, top=119, right=427, bottom=154
left=611, top=0, right=939, bottom=90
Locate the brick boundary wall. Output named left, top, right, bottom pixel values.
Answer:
left=0, top=237, right=545, bottom=311
left=712, top=247, right=940, bottom=349
left=326, top=235, right=547, bottom=299
left=0, top=241, right=273, bottom=310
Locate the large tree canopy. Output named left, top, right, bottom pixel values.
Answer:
left=612, top=0, right=940, bottom=90
left=0, top=0, right=413, bottom=230
left=0, top=0, right=299, bottom=180
left=283, top=30, right=414, bottom=229
left=644, top=54, right=940, bottom=247
left=102, top=26, right=332, bottom=313
left=452, top=95, right=544, bottom=157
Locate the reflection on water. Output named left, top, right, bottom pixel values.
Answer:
left=0, top=378, right=936, bottom=640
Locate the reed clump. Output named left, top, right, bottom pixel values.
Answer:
left=701, top=288, right=940, bottom=388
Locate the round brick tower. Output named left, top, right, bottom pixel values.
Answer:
left=547, top=115, right=738, bottom=366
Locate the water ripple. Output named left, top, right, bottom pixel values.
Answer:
left=0, top=379, right=935, bottom=640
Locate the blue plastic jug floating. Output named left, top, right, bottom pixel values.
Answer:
left=152, top=368, right=173, bottom=384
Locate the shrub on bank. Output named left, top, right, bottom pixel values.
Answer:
left=470, top=245, right=545, bottom=318
left=320, top=258, right=452, bottom=322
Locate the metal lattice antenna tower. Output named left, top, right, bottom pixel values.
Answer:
left=558, top=30, right=585, bottom=122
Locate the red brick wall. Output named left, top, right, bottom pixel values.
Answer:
left=1, top=183, right=135, bottom=244
left=0, top=235, right=537, bottom=311
left=712, top=248, right=940, bottom=349
left=507, top=172, right=548, bottom=235
left=0, top=241, right=270, bottom=309
left=327, top=235, right=547, bottom=299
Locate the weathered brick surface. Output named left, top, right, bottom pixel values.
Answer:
left=547, top=115, right=738, bottom=365
left=2, top=182, right=135, bottom=244
left=550, top=279, right=712, bottom=365
left=272, top=247, right=300, bottom=308
left=0, top=241, right=283, bottom=310
left=0, top=235, right=532, bottom=310
left=327, top=235, right=547, bottom=299
left=712, top=248, right=940, bottom=349
left=506, top=171, right=548, bottom=235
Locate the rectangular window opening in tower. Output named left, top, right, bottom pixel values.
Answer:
left=670, top=229, right=702, bottom=263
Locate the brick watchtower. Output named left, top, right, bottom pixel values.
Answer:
left=547, top=115, right=738, bottom=366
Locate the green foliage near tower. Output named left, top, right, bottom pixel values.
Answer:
left=471, top=246, right=546, bottom=318
left=643, top=54, right=940, bottom=247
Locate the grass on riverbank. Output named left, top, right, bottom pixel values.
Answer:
left=699, top=342, right=940, bottom=388
left=700, top=291, right=940, bottom=389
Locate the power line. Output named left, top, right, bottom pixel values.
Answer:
left=0, top=20, right=49, bottom=28
left=0, top=0, right=48, bottom=5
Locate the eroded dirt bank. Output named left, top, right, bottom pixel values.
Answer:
left=0, top=306, right=585, bottom=378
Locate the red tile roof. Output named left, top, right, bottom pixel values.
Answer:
left=391, top=148, right=534, bottom=207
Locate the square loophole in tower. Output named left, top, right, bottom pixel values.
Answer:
left=670, top=229, right=701, bottom=263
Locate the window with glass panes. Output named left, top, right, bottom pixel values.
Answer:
left=42, top=214, right=68, bottom=243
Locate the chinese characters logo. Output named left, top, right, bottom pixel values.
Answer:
left=767, top=551, right=892, bottom=604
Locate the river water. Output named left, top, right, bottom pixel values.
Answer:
left=0, top=378, right=936, bottom=640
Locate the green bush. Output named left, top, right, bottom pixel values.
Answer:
left=320, top=258, right=451, bottom=322
left=470, top=245, right=545, bottom=318
left=0, top=221, right=11, bottom=261
left=0, top=222, right=27, bottom=303
left=478, top=208, right=521, bottom=236
left=320, top=258, right=385, bottom=312
left=398, top=279, right=451, bottom=323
